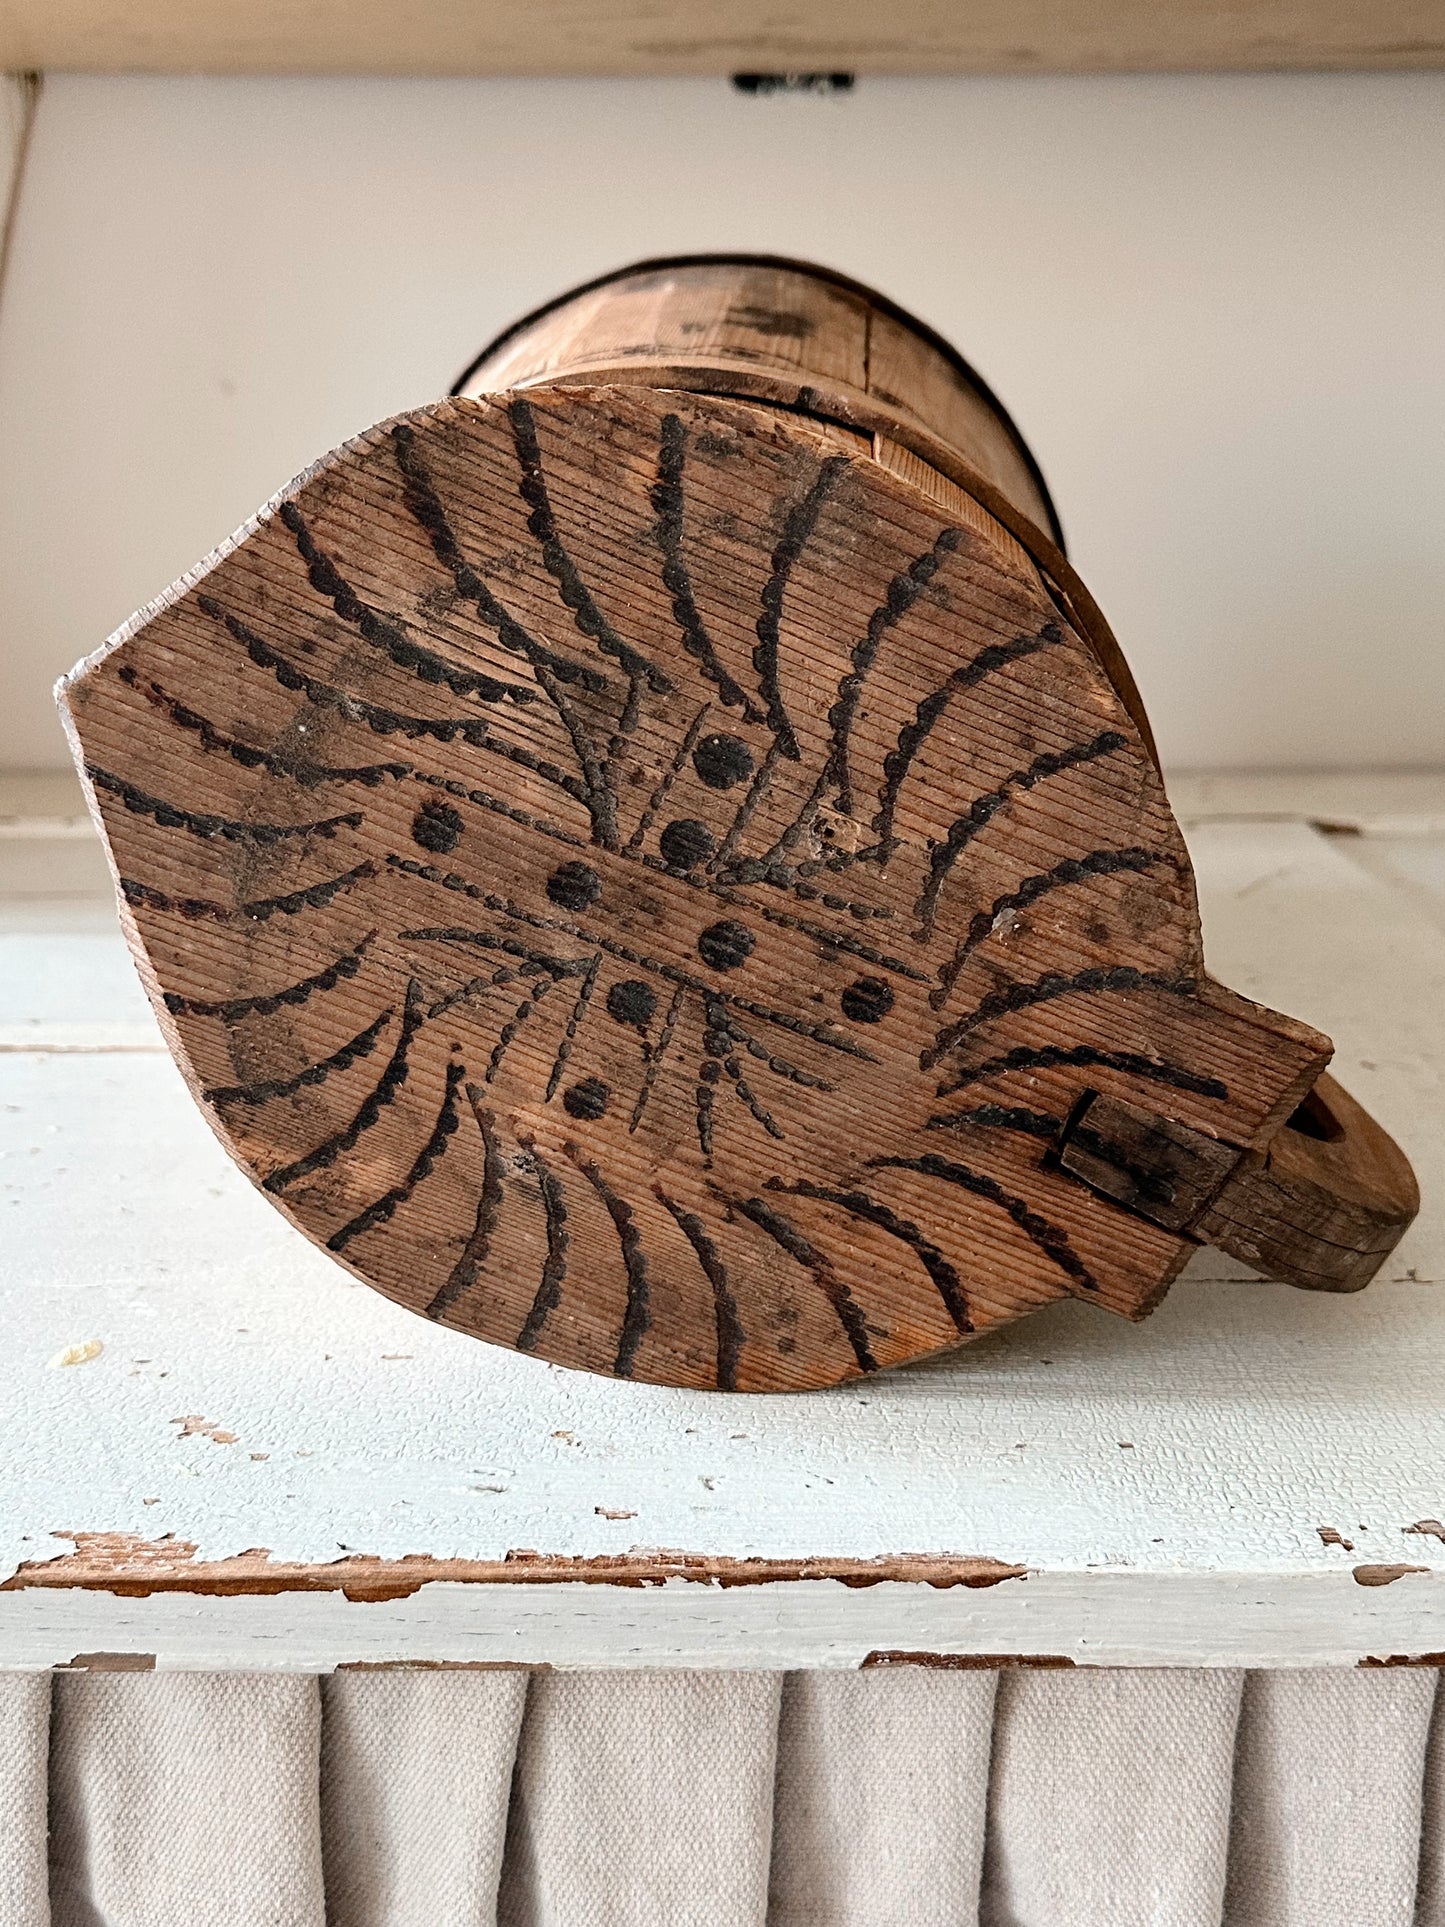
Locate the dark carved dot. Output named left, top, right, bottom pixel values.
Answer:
left=606, top=979, right=657, bottom=1029
left=693, top=733, right=755, bottom=791
left=659, top=817, right=715, bottom=870
left=546, top=861, right=602, bottom=912
left=841, top=976, right=894, bottom=1023
left=411, top=799, right=463, bottom=855
left=698, top=919, right=754, bottom=971
left=562, top=1077, right=610, bottom=1121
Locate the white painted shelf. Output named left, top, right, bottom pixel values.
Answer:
left=2, top=771, right=1443, bottom=1671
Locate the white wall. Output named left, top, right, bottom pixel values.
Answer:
left=0, top=72, right=1441, bottom=772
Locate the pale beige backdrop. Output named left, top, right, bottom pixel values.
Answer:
left=0, top=71, right=1442, bottom=774
left=6, top=1666, right=1445, bottom=1927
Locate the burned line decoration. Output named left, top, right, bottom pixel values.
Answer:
left=62, top=386, right=1307, bottom=1390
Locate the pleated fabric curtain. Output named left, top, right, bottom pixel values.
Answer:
left=0, top=1666, right=1441, bottom=1925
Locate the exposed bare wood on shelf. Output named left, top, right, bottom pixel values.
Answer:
left=8, top=1535, right=1027, bottom=1599
left=2, top=0, right=1441, bottom=75
left=59, top=257, right=1416, bottom=1391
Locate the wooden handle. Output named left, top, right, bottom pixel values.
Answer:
left=1058, top=1073, right=1417, bottom=1292
left=1191, top=1073, right=1419, bottom=1292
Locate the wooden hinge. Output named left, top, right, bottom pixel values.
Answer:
left=1058, top=1076, right=1418, bottom=1293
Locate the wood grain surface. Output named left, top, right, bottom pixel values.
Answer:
left=4, top=0, right=1441, bottom=75
left=453, top=256, right=1157, bottom=759
left=60, top=377, right=1343, bottom=1388
left=458, top=256, right=1061, bottom=541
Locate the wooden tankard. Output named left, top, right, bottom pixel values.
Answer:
left=60, top=255, right=1418, bottom=1390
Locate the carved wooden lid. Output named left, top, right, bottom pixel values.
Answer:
left=59, top=348, right=1414, bottom=1387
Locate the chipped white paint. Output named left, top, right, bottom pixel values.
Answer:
left=1, top=772, right=1443, bottom=1667
left=47, top=1340, right=103, bottom=1369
